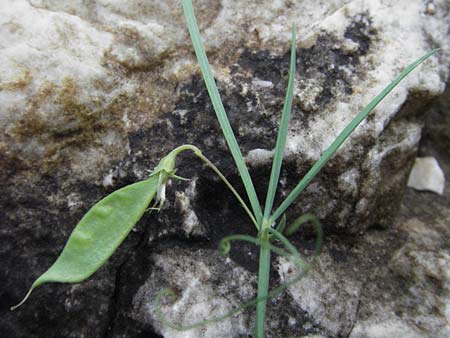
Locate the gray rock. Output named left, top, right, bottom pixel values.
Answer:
left=1, top=0, right=449, bottom=337
left=349, top=319, right=426, bottom=338
left=347, top=203, right=450, bottom=338
left=277, top=86, right=450, bottom=338
left=132, top=248, right=255, bottom=338
left=276, top=180, right=450, bottom=338
left=278, top=253, right=362, bottom=337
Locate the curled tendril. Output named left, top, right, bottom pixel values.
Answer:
left=155, top=214, right=323, bottom=331
left=218, top=234, right=262, bottom=256
left=154, top=264, right=310, bottom=332
left=218, top=239, right=231, bottom=256
left=285, top=213, right=323, bottom=257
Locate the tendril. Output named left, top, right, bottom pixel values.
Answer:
left=154, top=214, right=323, bottom=331
left=285, top=213, right=323, bottom=257
left=154, top=260, right=311, bottom=332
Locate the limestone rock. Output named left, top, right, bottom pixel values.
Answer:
left=132, top=248, right=255, bottom=338
left=275, top=97, right=449, bottom=338
left=1, top=0, right=450, bottom=337
left=278, top=254, right=361, bottom=336
left=348, top=213, right=450, bottom=338
left=275, top=186, right=450, bottom=338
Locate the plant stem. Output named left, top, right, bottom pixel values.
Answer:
left=255, top=220, right=272, bottom=338
left=171, top=145, right=259, bottom=229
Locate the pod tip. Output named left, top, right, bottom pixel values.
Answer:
left=10, top=287, right=33, bottom=311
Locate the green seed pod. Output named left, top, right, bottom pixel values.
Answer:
left=11, top=175, right=159, bottom=310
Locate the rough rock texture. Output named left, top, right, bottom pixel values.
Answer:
left=277, top=84, right=450, bottom=338
left=132, top=248, right=255, bottom=338
left=1, top=0, right=449, bottom=337
left=278, top=186, right=450, bottom=338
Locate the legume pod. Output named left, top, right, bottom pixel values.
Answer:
left=12, top=175, right=159, bottom=309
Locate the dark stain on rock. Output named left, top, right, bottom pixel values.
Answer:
left=298, top=35, right=355, bottom=109
left=344, top=12, right=377, bottom=56
left=236, top=25, right=377, bottom=117
left=125, top=74, right=275, bottom=271
left=235, top=49, right=288, bottom=92
left=193, top=172, right=261, bottom=273
left=265, top=292, right=323, bottom=338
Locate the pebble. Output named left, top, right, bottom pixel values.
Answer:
left=407, top=157, right=445, bottom=195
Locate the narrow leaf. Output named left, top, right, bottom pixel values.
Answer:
left=271, top=49, right=439, bottom=223
left=182, top=0, right=263, bottom=223
left=275, top=214, right=287, bottom=234
left=12, top=176, right=159, bottom=310
left=263, top=25, right=297, bottom=219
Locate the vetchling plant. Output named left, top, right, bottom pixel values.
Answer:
left=12, top=0, right=438, bottom=337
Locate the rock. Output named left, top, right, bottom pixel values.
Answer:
left=245, top=148, right=274, bottom=166
left=278, top=254, right=361, bottom=336
left=278, top=94, right=450, bottom=338
left=349, top=319, right=426, bottom=338
left=276, top=182, right=450, bottom=338
left=347, top=211, right=450, bottom=338
left=407, top=157, right=445, bottom=194
left=1, top=0, right=450, bottom=337
left=132, top=248, right=255, bottom=338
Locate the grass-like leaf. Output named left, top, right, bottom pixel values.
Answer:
left=263, top=26, right=297, bottom=220
left=275, top=214, right=287, bottom=234
left=270, top=48, right=439, bottom=223
left=255, top=27, right=296, bottom=336
left=182, top=0, right=263, bottom=225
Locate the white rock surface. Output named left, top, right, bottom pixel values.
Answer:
left=349, top=319, right=425, bottom=338
left=175, top=179, right=206, bottom=237
left=1, top=0, right=448, bottom=221
left=285, top=0, right=447, bottom=162
left=407, top=157, right=445, bottom=194
left=132, top=249, right=255, bottom=338
left=278, top=254, right=361, bottom=337
left=245, top=148, right=274, bottom=166
left=277, top=214, right=450, bottom=338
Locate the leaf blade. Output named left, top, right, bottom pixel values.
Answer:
left=182, top=0, right=263, bottom=224
left=271, top=49, right=439, bottom=223
left=263, top=26, right=296, bottom=219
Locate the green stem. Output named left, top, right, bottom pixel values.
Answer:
left=172, top=145, right=259, bottom=229
left=255, top=221, right=272, bottom=338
